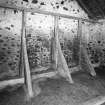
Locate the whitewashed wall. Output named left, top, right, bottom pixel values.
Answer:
left=0, top=0, right=89, bottom=79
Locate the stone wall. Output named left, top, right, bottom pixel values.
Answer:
left=0, top=8, right=22, bottom=80
left=0, top=0, right=88, bottom=18
left=0, top=0, right=89, bottom=79
left=82, top=21, right=105, bottom=67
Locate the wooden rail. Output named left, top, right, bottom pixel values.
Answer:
left=0, top=71, right=57, bottom=90
left=22, top=11, right=34, bottom=98
left=0, top=78, right=24, bottom=90
left=0, top=3, right=102, bottom=24
left=78, top=19, right=82, bottom=69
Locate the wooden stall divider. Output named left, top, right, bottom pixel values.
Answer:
left=78, top=20, right=82, bottom=70
left=22, top=10, right=34, bottom=99
left=55, top=16, right=74, bottom=83
left=78, top=20, right=96, bottom=76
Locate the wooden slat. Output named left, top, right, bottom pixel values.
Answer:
left=78, top=20, right=96, bottom=76
left=0, top=71, right=57, bottom=90
left=32, top=71, right=58, bottom=80
left=0, top=66, right=79, bottom=90
left=78, top=20, right=82, bottom=70
left=81, top=45, right=96, bottom=76
left=51, top=30, right=55, bottom=68
left=54, top=15, right=74, bottom=83
left=0, top=3, right=102, bottom=24
left=19, top=11, right=25, bottom=77
left=54, top=16, right=59, bottom=68
left=22, top=11, right=34, bottom=98
left=0, top=78, right=24, bottom=90
left=57, top=35, right=74, bottom=83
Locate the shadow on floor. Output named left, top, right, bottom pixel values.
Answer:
left=95, top=66, right=105, bottom=78
left=0, top=71, right=105, bottom=105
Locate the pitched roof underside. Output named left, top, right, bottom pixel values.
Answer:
left=76, top=0, right=105, bottom=20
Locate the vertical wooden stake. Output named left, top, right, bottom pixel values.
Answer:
left=78, top=20, right=96, bottom=76
left=22, top=10, right=34, bottom=98
left=19, top=11, right=24, bottom=77
left=78, top=20, right=82, bottom=70
left=57, top=39, right=74, bottom=83
left=82, top=45, right=96, bottom=76
left=54, top=16, right=59, bottom=69
left=54, top=16, right=73, bottom=83
left=51, top=30, right=55, bottom=69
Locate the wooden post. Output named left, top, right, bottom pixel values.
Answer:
left=0, top=3, right=102, bottom=24
left=77, top=20, right=96, bottom=76
left=53, top=16, right=59, bottom=69
left=57, top=38, right=74, bottom=83
left=82, top=45, right=96, bottom=76
left=22, top=10, right=34, bottom=98
left=19, top=11, right=24, bottom=77
left=51, top=30, right=56, bottom=69
left=54, top=16, right=73, bottom=83
left=81, top=22, right=96, bottom=76
left=78, top=20, right=82, bottom=70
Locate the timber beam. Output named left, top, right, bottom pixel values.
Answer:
left=0, top=3, right=102, bottom=24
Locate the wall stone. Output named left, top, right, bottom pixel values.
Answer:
left=26, top=13, right=54, bottom=70
left=82, top=22, right=105, bottom=67
left=0, top=8, right=22, bottom=79
left=0, top=0, right=89, bottom=78
left=0, top=0, right=88, bottom=18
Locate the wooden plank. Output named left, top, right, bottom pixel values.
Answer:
left=81, top=45, right=96, bottom=76
left=32, top=71, right=58, bottom=80
left=81, top=95, right=105, bottom=105
left=51, top=28, right=56, bottom=69
left=78, top=20, right=82, bottom=70
left=19, top=11, right=25, bottom=77
left=22, top=11, right=34, bottom=98
left=57, top=35, right=74, bottom=83
left=54, top=16, right=59, bottom=69
left=0, top=66, right=79, bottom=90
left=78, top=20, right=96, bottom=76
left=0, top=78, right=24, bottom=90
left=0, top=3, right=102, bottom=24
left=54, top=16, right=73, bottom=83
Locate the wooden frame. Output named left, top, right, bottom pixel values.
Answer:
left=0, top=2, right=102, bottom=96
left=0, top=78, right=24, bottom=90
left=54, top=16, right=59, bottom=69
left=19, top=10, right=25, bottom=77
left=55, top=16, right=74, bottom=83
left=78, top=20, right=82, bottom=69
left=0, top=71, right=57, bottom=90
left=0, top=4, right=105, bottom=105
left=22, top=11, right=34, bottom=98
left=78, top=20, right=96, bottom=76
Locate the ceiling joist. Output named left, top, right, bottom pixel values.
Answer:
left=77, top=0, right=95, bottom=19
left=0, top=3, right=102, bottom=24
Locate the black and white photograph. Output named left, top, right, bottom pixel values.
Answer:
left=0, top=0, right=105, bottom=105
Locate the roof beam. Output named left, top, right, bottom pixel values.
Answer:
left=92, top=0, right=105, bottom=18
left=0, top=3, right=102, bottom=24
left=77, top=0, right=96, bottom=19
left=95, top=0, right=105, bottom=17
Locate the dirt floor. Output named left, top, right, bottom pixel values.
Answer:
left=0, top=70, right=105, bottom=105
